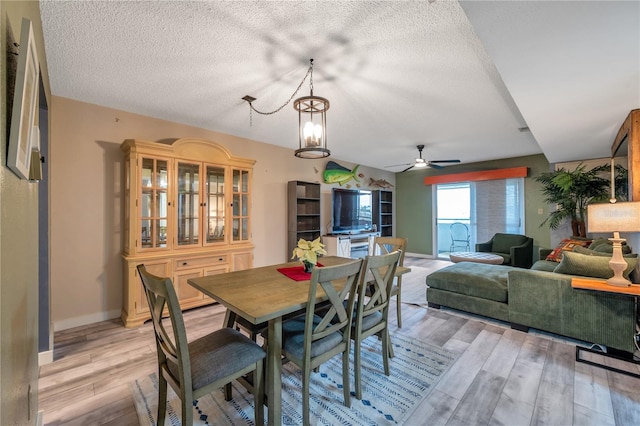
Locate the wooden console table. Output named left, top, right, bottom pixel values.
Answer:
left=571, top=277, right=640, bottom=378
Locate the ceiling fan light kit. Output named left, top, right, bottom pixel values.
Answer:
left=242, top=59, right=330, bottom=159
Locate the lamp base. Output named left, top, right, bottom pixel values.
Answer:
left=606, top=234, right=632, bottom=287
left=605, top=275, right=632, bottom=287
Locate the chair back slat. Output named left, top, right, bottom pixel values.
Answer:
left=304, top=259, right=363, bottom=348
left=371, top=237, right=407, bottom=266
left=350, top=250, right=401, bottom=400
left=355, top=250, right=401, bottom=332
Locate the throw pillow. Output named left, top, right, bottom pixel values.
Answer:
left=574, top=246, right=637, bottom=258
left=553, top=251, right=638, bottom=279
left=589, top=238, right=610, bottom=251
left=545, top=238, right=593, bottom=262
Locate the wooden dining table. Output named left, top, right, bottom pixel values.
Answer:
left=187, top=255, right=411, bottom=426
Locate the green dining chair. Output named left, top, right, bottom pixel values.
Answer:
left=352, top=250, right=401, bottom=400
left=370, top=237, right=407, bottom=327
left=136, top=265, right=266, bottom=426
left=278, top=259, right=363, bottom=426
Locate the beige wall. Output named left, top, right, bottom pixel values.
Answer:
left=50, top=96, right=395, bottom=330
left=1, top=1, right=51, bottom=424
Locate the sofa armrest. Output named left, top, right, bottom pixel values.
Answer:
left=508, top=269, right=636, bottom=353
left=509, top=238, right=533, bottom=268
left=538, top=248, right=552, bottom=260
left=476, top=239, right=494, bottom=252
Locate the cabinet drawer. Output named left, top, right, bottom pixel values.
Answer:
left=175, top=255, right=228, bottom=270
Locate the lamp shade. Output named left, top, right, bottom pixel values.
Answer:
left=587, top=201, right=640, bottom=233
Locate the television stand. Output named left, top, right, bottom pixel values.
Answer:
left=322, top=232, right=379, bottom=259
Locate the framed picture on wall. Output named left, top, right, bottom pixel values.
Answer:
left=7, top=18, right=39, bottom=180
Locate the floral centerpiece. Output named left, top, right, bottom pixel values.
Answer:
left=291, top=237, right=327, bottom=273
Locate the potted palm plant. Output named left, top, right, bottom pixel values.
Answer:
left=535, top=163, right=615, bottom=237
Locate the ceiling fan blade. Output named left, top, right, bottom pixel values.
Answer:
left=427, top=163, right=444, bottom=170
left=429, top=159, right=461, bottom=164
left=384, top=162, right=413, bottom=168
left=401, top=165, right=415, bottom=173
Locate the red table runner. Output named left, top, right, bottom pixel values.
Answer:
left=277, top=263, right=323, bottom=281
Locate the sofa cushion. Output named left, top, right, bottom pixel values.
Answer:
left=492, top=233, right=527, bottom=254
left=530, top=260, right=558, bottom=272
left=545, top=238, right=592, bottom=262
left=426, top=262, right=511, bottom=303
left=573, top=246, right=637, bottom=258
left=587, top=238, right=632, bottom=254
left=553, top=251, right=638, bottom=279
left=589, top=238, right=610, bottom=251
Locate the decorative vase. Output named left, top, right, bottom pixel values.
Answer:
left=303, top=261, right=314, bottom=273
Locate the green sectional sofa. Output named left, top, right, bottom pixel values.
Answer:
left=426, top=261, right=637, bottom=353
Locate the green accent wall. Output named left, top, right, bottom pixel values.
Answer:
left=396, top=154, right=551, bottom=256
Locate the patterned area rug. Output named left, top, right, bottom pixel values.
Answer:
left=131, top=334, right=456, bottom=426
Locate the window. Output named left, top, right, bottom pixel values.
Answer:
left=435, top=178, right=524, bottom=257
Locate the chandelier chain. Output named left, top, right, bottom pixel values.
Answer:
left=248, top=63, right=313, bottom=116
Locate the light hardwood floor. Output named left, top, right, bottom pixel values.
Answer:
left=39, top=257, right=640, bottom=425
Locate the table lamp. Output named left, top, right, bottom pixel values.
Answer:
left=587, top=201, right=640, bottom=287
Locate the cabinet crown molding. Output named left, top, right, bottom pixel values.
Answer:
left=121, top=137, right=256, bottom=167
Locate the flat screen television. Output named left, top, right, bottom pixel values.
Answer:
left=332, top=188, right=373, bottom=234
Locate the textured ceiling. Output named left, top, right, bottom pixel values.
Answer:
left=39, top=0, right=639, bottom=170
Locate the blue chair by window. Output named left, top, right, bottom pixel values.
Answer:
left=450, top=222, right=470, bottom=252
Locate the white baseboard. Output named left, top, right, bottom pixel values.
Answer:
left=36, top=410, right=44, bottom=426
left=38, top=350, right=53, bottom=366
left=53, top=309, right=121, bottom=332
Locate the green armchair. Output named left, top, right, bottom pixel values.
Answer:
left=476, top=233, right=534, bottom=268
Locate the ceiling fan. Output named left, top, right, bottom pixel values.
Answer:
left=385, top=145, right=461, bottom=172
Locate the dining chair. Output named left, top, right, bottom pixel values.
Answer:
left=277, top=258, right=364, bottom=426
left=136, top=265, right=266, bottom=426
left=352, top=250, right=401, bottom=400
left=370, top=236, right=407, bottom=327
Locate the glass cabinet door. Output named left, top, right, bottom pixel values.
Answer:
left=205, top=166, right=225, bottom=244
left=232, top=169, right=250, bottom=242
left=140, top=157, right=168, bottom=249
left=176, top=162, right=200, bottom=246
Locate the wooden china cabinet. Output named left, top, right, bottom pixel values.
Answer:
left=120, top=138, right=255, bottom=327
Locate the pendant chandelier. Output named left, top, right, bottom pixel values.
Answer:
left=242, top=59, right=330, bottom=159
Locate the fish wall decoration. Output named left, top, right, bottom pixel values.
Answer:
left=368, top=177, right=394, bottom=188
left=323, top=161, right=360, bottom=186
